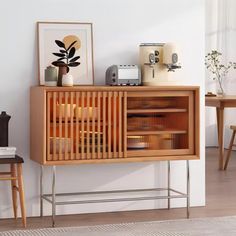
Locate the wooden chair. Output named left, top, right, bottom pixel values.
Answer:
left=0, top=155, right=26, bottom=227
left=224, top=126, right=236, bottom=170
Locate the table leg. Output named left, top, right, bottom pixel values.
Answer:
left=216, top=108, right=220, bottom=144
left=216, top=107, right=225, bottom=170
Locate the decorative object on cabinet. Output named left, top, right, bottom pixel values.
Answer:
left=57, top=64, right=68, bottom=87
left=44, top=66, right=58, bottom=86
left=30, top=86, right=199, bottom=227
left=205, top=50, right=236, bottom=96
left=37, top=22, right=94, bottom=86
left=106, top=65, right=141, bottom=86
left=62, top=74, right=74, bottom=87
left=139, top=43, right=181, bottom=86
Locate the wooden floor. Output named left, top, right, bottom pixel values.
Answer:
left=1, top=147, right=236, bottom=231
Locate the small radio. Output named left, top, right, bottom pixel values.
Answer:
left=106, top=65, right=141, bottom=86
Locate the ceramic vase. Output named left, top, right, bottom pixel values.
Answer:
left=62, top=74, right=74, bottom=87
left=57, top=65, right=68, bottom=87
left=44, top=66, right=57, bottom=86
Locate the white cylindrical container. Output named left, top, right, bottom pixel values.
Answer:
left=62, top=74, right=73, bottom=87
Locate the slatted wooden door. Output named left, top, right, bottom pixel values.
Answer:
left=46, top=91, right=127, bottom=163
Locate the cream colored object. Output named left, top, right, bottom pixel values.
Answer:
left=139, top=43, right=180, bottom=86
left=50, top=137, right=71, bottom=154
left=75, top=107, right=98, bottom=120
left=62, top=74, right=73, bottom=87
left=56, top=104, right=76, bottom=118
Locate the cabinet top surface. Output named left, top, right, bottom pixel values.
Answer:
left=32, top=85, right=199, bottom=92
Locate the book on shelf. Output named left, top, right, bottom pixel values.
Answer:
left=0, top=147, right=16, bottom=158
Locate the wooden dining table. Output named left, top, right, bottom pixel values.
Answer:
left=205, top=95, right=236, bottom=170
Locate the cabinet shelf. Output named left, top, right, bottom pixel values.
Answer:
left=127, top=108, right=187, bottom=114
left=127, top=130, right=187, bottom=135
left=50, top=118, right=104, bottom=124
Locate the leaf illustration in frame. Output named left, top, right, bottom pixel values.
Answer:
left=69, top=56, right=80, bottom=63
left=68, top=62, right=80, bottom=67
left=68, top=47, right=76, bottom=58
left=67, top=40, right=77, bottom=52
left=53, top=53, right=65, bottom=57
left=55, top=40, right=66, bottom=49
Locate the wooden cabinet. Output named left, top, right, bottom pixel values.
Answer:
left=30, top=86, right=199, bottom=165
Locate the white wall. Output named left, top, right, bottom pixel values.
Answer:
left=0, top=0, right=205, bottom=218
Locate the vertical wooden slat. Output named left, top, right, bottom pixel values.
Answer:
left=70, top=92, right=74, bottom=160
left=65, top=92, right=69, bottom=160
left=123, top=92, right=127, bottom=158
left=188, top=92, right=194, bottom=153
left=102, top=92, right=106, bottom=159
left=47, top=92, right=52, bottom=161
left=92, top=92, right=96, bottom=159
left=86, top=92, right=90, bottom=159
left=113, top=92, right=117, bottom=158
left=108, top=92, right=112, bottom=158
left=97, top=92, right=101, bottom=159
left=75, top=92, right=80, bottom=160
left=59, top=92, right=63, bottom=160
left=81, top=92, right=85, bottom=159
left=118, top=92, right=122, bottom=157
left=53, top=92, right=57, bottom=161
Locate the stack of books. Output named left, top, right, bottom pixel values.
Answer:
left=0, top=147, right=16, bottom=158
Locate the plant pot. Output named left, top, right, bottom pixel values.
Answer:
left=57, top=65, right=68, bottom=87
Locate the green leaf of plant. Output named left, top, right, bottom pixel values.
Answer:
left=53, top=53, right=65, bottom=57
left=69, top=56, right=80, bottom=63
left=68, top=47, right=76, bottom=58
left=67, top=40, right=77, bottom=51
left=55, top=40, right=65, bottom=49
left=68, top=62, right=80, bottom=67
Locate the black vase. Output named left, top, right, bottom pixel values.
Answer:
left=0, top=111, right=11, bottom=147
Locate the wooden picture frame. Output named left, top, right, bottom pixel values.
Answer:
left=37, top=22, right=94, bottom=86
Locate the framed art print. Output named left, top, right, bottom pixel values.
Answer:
left=37, top=22, right=94, bottom=85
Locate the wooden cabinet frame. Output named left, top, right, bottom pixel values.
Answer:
left=30, top=86, right=200, bottom=165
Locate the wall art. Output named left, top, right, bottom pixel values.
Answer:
left=37, top=22, right=94, bottom=85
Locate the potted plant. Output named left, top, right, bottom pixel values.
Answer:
left=205, top=50, right=236, bottom=96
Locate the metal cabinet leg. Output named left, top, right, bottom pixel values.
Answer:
left=52, top=166, right=56, bottom=227
left=167, top=161, right=170, bottom=209
left=40, top=165, right=43, bottom=217
left=186, top=160, right=190, bottom=218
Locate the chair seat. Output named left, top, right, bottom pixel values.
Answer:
left=0, top=155, right=24, bottom=164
